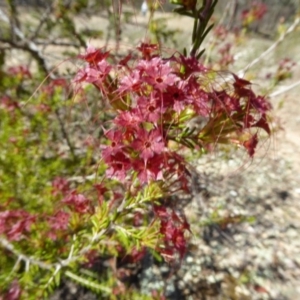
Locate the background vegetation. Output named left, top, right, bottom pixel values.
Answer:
left=0, top=0, right=300, bottom=299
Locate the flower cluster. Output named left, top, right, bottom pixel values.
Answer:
left=0, top=177, right=92, bottom=243
left=154, top=204, right=190, bottom=260
left=74, top=43, right=271, bottom=258
left=75, top=43, right=271, bottom=180
left=0, top=209, right=35, bottom=241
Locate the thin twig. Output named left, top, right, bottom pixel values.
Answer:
left=238, top=16, right=300, bottom=76
left=0, top=237, right=53, bottom=271
left=57, top=226, right=112, bottom=269
left=270, top=78, right=300, bottom=98
left=218, top=1, right=234, bottom=27
left=29, top=4, right=54, bottom=41
left=45, top=265, right=62, bottom=290
left=0, top=224, right=112, bottom=274
left=34, top=40, right=80, bottom=47
left=67, top=173, right=97, bottom=182
left=0, top=8, right=51, bottom=75
left=54, top=108, right=77, bottom=161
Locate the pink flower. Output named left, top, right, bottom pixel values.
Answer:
left=5, top=279, right=22, bottom=300
left=83, top=61, right=112, bottom=84
left=0, top=210, right=35, bottom=241
left=52, top=177, right=70, bottom=196
left=7, top=220, right=29, bottom=241
left=0, top=95, right=19, bottom=111
left=133, top=154, right=164, bottom=183
left=155, top=206, right=188, bottom=260
left=131, top=128, right=165, bottom=161
left=101, top=129, right=125, bottom=160
left=0, top=210, right=36, bottom=241
left=78, top=45, right=110, bottom=66
left=249, top=95, right=272, bottom=113
left=62, top=191, right=90, bottom=213
left=7, top=65, right=31, bottom=79
left=48, top=211, right=70, bottom=231
left=137, top=93, right=165, bottom=123
left=243, top=133, right=258, bottom=157
left=105, top=152, right=131, bottom=181
left=137, top=57, right=179, bottom=91
left=176, top=54, right=207, bottom=77
left=212, top=90, right=240, bottom=113
left=74, top=52, right=111, bottom=92
left=136, top=42, right=159, bottom=60
left=114, top=109, right=143, bottom=131
left=164, top=83, right=187, bottom=113
left=252, top=114, right=271, bottom=135
left=184, top=77, right=209, bottom=116
left=172, top=228, right=186, bottom=259
left=118, top=70, right=142, bottom=94
left=73, top=68, right=87, bottom=83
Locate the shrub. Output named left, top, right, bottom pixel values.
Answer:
left=2, top=0, right=298, bottom=298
